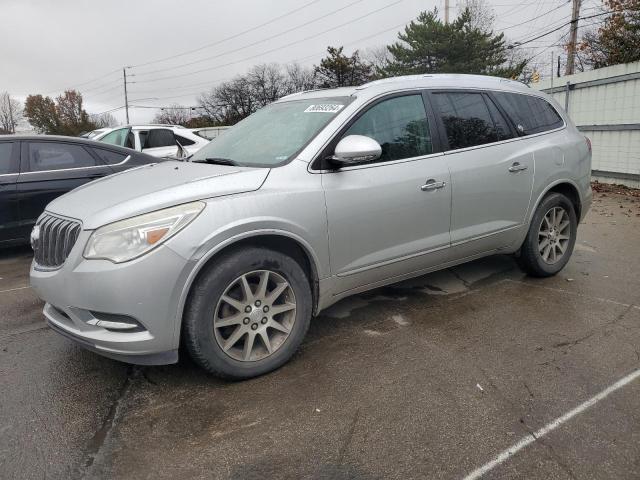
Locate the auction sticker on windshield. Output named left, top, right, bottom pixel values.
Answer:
left=304, top=104, right=344, bottom=113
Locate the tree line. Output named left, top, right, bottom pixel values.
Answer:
left=3, top=1, right=639, bottom=135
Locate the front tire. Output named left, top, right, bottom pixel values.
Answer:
left=183, top=247, right=312, bottom=379
left=518, top=192, right=577, bottom=277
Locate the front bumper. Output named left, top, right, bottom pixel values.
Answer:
left=30, top=231, right=194, bottom=365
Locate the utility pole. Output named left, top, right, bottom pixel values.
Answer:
left=123, top=67, right=130, bottom=124
left=565, top=0, right=581, bottom=76
left=444, top=0, right=450, bottom=24
left=551, top=51, right=554, bottom=90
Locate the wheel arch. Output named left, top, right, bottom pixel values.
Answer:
left=529, top=179, right=583, bottom=224
left=175, top=230, right=321, bottom=343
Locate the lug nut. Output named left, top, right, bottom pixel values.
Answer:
left=244, top=305, right=252, bottom=313
left=263, top=306, right=269, bottom=313
left=251, top=323, right=258, bottom=330
left=255, top=300, right=262, bottom=307
left=261, top=317, right=268, bottom=324
left=243, top=317, right=250, bottom=325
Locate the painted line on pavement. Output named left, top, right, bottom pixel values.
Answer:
left=0, top=286, right=30, bottom=294
left=462, top=368, right=640, bottom=480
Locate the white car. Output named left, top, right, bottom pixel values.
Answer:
left=95, top=125, right=209, bottom=158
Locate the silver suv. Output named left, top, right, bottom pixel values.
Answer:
left=30, top=74, right=592, bottom=379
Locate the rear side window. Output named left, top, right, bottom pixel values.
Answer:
left=493, top=92, right=563, bottom=134
left=91, top=148, right=128, bottom=165
left=144, top=129, right=176, bottom=149
left=27, top=142, right=97, bottom=172
left=0, top=142, right=16, bottom=174
left=175, top=134, right=195, bottom=146
left=344, top=94, right=433, bottom=162
left=432, top=92, right=505, bottom=150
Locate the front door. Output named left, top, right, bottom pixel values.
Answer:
left=322, top=93, right=451, bottom=295
left=0, top=140, right=21, bottom=243
left=17, top=141, right=114, bottom=237
left=429, top=90, right=534, bottom=253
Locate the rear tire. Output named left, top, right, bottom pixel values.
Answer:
left=183, top=247, right=312, bottom=380
left=518, top=192, right=577, bottom=277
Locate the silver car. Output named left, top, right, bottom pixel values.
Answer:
left=30, top=74, right=592, bottom=379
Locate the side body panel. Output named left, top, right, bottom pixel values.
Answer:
left=321, top=155, right=451, bottom=295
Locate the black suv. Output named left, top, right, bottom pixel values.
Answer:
left=0, top=135, right=160, bottom=245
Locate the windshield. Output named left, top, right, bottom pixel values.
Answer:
left=191, top=97, right=351, bottom=167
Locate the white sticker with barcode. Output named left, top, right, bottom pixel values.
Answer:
left=304, top=104, right=344, bottom=113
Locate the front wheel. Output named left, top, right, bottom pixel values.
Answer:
left=518, top=192, right=578, bottom=277
left=183, top=247, right=312, bottom=379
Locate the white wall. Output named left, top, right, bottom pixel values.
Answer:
left=532, top=61, right=640, bottom=187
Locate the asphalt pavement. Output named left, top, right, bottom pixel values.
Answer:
left=1, top=189, right=639, bottom=480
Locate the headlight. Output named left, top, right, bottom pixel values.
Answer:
left=84, top=201, right=205, bottom=263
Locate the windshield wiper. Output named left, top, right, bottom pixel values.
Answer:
left=193, top=157, right=239, bottom=166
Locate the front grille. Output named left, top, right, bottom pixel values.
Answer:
left=33, top=214, right=82, bottom=269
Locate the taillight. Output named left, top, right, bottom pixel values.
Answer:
left=585, top=136, right=592, bottom=153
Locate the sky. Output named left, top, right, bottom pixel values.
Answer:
left=0, top=0, right=603, bottom=125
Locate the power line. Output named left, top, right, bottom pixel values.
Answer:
left=127, top=0, right=325, bottom=69
left=132, top=0, right=404, bottom=85
left=128, top=15, right=417, bottom=103
left=131, top=0, right=368, bottom=78
left=44, top=68, right=121, bottom=95
left=502, top=1, right=570, bottom=32
left=509, top=10, right=613, bottom=48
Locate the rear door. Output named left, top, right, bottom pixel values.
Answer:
left=139, top=128, right=179, bottom=158
left=429, top=90, right=534, bottom=254
left=0, top=140, right=21, bottom=243
left=16, top=141, right=114, bottom=236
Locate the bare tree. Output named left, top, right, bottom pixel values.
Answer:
left=247, top=63, right=287, bottom=106
left=152, top=104, right=191, bottom=125
left=363, top=46, right=392, bottom=76
left=457, top=0, right=496, bottom=33
left=90, top=112, right=118, bottom=128
left=284, top=63, right=317, bottom=93
left=0, top=92, right=23, bottom=134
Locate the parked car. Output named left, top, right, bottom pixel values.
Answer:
left=79, top=128, right=110, bottom=139
left=0, top=135, right=159, bottom=245
left=190, top=126, right=229, bottom=141
left=95, top=124, right=209, bottom=158
left=30, top=74, right=592, bottom=379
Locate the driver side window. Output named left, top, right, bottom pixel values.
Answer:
left=343, top=94, right=433, bottom=162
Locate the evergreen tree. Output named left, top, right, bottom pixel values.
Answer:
left=314, top=47, right=373, bottom=88
left=381, top=9, right=525, bottom=78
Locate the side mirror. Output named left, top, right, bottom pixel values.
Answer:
left=329, top=135, right=381, bottom=167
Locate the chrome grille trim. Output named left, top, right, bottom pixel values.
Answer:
left=33, top=214, right=82, bottom=269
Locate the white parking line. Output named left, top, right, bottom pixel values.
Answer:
left=0, top=286, right=30, bottom=294
left=463, top=368, right=640, bottom=480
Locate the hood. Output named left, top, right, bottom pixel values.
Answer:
left=46, top=161, right=270, bottom=229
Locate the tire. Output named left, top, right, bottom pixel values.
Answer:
left=182, top=246, right=312, bottom=380
left=518, top=192, right=578, bottom=277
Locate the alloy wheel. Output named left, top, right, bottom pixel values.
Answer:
left=538, top=206, right=571, bottom=264
left=213, top=270, right=296, bottom=362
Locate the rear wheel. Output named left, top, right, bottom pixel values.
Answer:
left=183, top=247, right=312, bottom=379
left=518, top=192, right=577, bottom=277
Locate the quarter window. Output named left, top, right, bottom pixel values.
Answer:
left=27, top=142, right=97, bottom=172
left=175, top=134, right=196, bottom=146
left=0, top=142, right=16, bottom=174
left=432, top=92, right=504, bottom=150
left=493, top=92, right=563, bottom=134
left=343, top=94, right=433, bottom=162
left=91, top=148, right=128, bottom=165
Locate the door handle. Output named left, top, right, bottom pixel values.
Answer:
left=420, top=179, right=446, bottom=191
left=508, top=162, right=528, bottom=172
